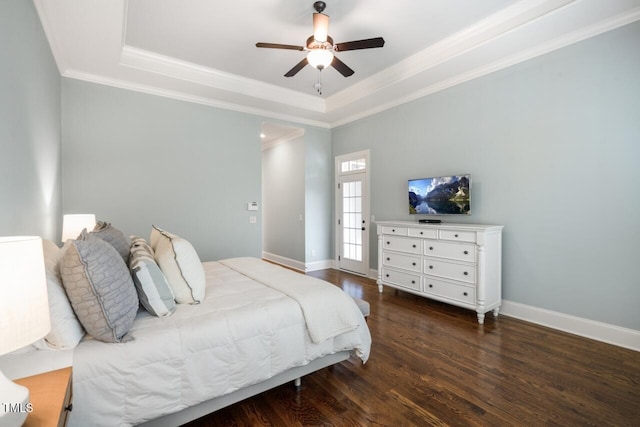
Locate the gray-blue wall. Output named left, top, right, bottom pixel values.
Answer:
left=332, top=22, right=640, bottom=330
left=61, top=79, right=264, bottom=262
left=262, top=125, right=333, bottom=266
left=61, top=80, right=333, bottom=264
left=262, top=135, right=306, bottom=261
left=0, top=0, right=61, bottom=241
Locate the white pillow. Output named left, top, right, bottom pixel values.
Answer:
left=35, top=240, right=85, bottom=350
left=151, top=226, right=205, bottom=304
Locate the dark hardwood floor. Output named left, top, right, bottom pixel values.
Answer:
left=184, top=269, right=640, bottom=426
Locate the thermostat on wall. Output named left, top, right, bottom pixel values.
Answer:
left=248, top=202, right=259, bottom=211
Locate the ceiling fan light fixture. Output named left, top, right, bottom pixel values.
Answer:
left=307, top=49, right=333, bottom=70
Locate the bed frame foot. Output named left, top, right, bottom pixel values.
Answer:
left=294, top=377, right=301, bottom=388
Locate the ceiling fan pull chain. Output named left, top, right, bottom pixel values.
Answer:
left=314, top=70, right=323, bottom=95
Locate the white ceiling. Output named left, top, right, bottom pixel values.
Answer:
left=35, top=0, right=640, bottom=128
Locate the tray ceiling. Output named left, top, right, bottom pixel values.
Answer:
left=35, top=0, right=640, bottom=128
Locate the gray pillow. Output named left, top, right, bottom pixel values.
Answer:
left=60, top=230, right=138, bottom=343
left=91, top=221, right=130, bottom=264
left=129, top=236, right=176, bottom=317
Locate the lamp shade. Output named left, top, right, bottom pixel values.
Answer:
left=0, top=236, right=50, bottom=427
left=307, top=49, right=334, bottom=70
left=61, top=214, right=96, bottom=242
left=0, top=236, right=50, bottom=356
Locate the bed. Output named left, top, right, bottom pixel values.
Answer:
left=0, top=248, right=371, bottom=426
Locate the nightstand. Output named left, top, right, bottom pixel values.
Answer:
left=14, top=367, right=72, bottom=427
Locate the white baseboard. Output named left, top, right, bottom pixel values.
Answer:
left=261, top=252, right=305, bottom=272
left=305, top=259, right=335, bottom=272
left=368, top=269, right=638, bottom=351
left=500, top=300, right=640, bottom=352
left=267, top=262, right=639, bottom=352
left=261, top=252, right=334, bottom=273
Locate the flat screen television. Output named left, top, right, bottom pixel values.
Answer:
left=408, top=174, right=471, bottom=215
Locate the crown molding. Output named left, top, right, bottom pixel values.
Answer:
left=61, top=69, right=331, bottom=129
left=120, top=46, right=326, bottom=113
left=329, top=5, right=640, bottom=128
left=33, top=0, right=69, bottom=74
left=262, top=128, right=306, bottom=150
left=326, top=0, right=576, bottom=113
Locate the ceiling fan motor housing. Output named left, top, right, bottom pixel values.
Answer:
left=306, top=35, right=333, bottom=50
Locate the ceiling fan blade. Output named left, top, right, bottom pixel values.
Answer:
left=331, top=56, right=354, bottom=77
left=256, top=42, right=304, bottom=51
left=313, top=12, right=329, bottom=43
left=335, top=37, right=385, bottom=52
left=284, top=58, right=309, bottom=77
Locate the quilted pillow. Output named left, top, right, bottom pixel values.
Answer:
left=60, top=230, right=138, bottom=343
left=34, top=240, right=85, bottom=349
left=91, top=221, right=130, bottom=264
left=151, top=225, right=205, bottom=304
left=129, top=236, right=176, bottom=317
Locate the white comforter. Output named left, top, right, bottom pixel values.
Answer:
left=68, top=260, right=371, bottom=427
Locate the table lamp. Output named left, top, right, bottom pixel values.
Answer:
left=61, top=214, right=96, bottom=242
left=0, top=236, right=50, bottom=426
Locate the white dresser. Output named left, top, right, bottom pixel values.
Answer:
left=376, top=221, right=503, bottom=324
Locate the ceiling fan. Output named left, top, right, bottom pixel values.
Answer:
left=256, top=1, right=385, bottom=80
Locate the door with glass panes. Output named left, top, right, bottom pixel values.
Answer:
left=336, top=152, right=369, bottom=276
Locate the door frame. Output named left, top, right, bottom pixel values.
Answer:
left=334, top=150, right=371, bottom=277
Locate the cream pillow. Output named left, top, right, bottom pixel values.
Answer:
left=151, top=226, right=205, bottom=304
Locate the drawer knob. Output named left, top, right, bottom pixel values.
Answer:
left=429, top=246, right=434, bottom=250
left=412, top=262, right=416, bottom=266
left=392, top=229, right=395, bottom=232
left=455, top=234, right=459, bottom=237
left=386, top=241, right=390, bottom=245
left=386, top=257, right=390, bottom=261
left=420, top=231, right=424, bottom=235
left=463, top=292, right=468, bottom=296
left=464, top=250, right=468, bottom=255
left=411, top=280, right=416, bottom=284
left=412, top=244, right=417, bottom=248
left=429, top=265, right=433, bottom=269
left=428, top=284, right=433, bottom=288
left=385, top=274, right=389, bottom=277
left=463, top=271, right=468, bottom=276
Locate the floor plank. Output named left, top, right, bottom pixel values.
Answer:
left=183, top=268, right=640, bottom=426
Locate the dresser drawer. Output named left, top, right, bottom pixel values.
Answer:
left=407, top=228, right=438, bottom=239
left=439, top=229, right=477, bottom=243
left=381, top=268, right=421, bottom=291
left=382, top=235, right=421, bottom=254
left=382, top=252, right=421, bottom=272
left=423, top=240, right=476, bottom=262
left=423, top=278, right=476, bottom=305
left=424, top=259, right=476, bottom=283
left=381, top=226, right=408, bottom=236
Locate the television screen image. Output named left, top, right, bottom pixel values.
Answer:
left=408, top=174, right=470, bottom=215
